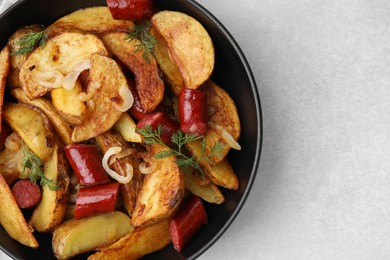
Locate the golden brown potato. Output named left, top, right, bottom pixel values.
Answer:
left=95, top=131, right=143, bottom=216
left=7, top=24, right=44, bottom=89
left=19, top=32, right=108, bottom=99
left=11, top=88, right=73, bottom=145
left=101, top=32, right=164, bottom=112
left=88, top=219, right=170, bottom=260
left=0, top=46, right=9, bottom=129
left=51, top=81, right=86, bottom=125
left=0, top=133, right=24, bottom=185
left=71, top=54, right=130, bottom=142
left=51, top=6, right=134, bottom=35
left=3, top=103, right=54, bottom=162
left=183, top=168, right=225, bottom=204
left=112, top=113, right=142, bottom=143
left=151, top=10, right=214, bottom=93
left=52, top=211, right=134, bottom=260
left=186, top=139, right=239, bottom=190
left=28, top=144, right=70, bottom=232
left=131, top=144, right=185, bottom=227
left=0, top=173, right=39, bottom=248
left=202, top=80, right=241, bottom=160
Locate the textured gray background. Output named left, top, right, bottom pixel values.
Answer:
left=2, top=0, right=390, bottom=259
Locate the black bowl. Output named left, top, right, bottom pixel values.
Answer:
left=0, top=0, right=262, bottom=259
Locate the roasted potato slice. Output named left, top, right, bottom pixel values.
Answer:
left=88, top=218, right=170, bottom=260
left=28, top=144, right=70, bottom=232
left=202, top=80, right=241, bottom=160
left=95, top=131, right=143, bottom=216
left=11, top=88, right=73, bottom=145
left=186, top=139, right=239, bottom=190
left=0, top=173, right=39, bottom=248
left=3, top=103, right=54, bottom=161
left=7, top=24, right=44, bottom=89
left=52, top=211, right=134, bottom=260
left=131, top=144, right=185, bottom=227
left=113, top=113, right=142, bottom=143
left=19, top=32, right=108, bottom=99
left=183, top=168, right=225, bottom=204
left=0, top=46, right=9, bottom=128
left=101, top=32, right=164, bottom=112
left=51, top=6, right=134, bottom=35
left=151, top=10, right=214, bottom=93
left=51, top=81, right=86, bottom=125
left=0, top=133, right=24, bottom=186
left=71, top=54, right=130, bottom=142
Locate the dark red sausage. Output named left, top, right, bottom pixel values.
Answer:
left=11, top=179, right=42, bottom=209
left=64, top=144, right=111, bottom=187
left=169, top=195, right=208, bottom=252
left=178, top=88, right=207, bottom=136
left=106, top=0, right=156, bottom=20
left=137, top=111, right=179, bottom=144
left=74, top=182, right=119, bottom=219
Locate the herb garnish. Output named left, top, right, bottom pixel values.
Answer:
left=21, top=142, right=59, bottom=191
left=137, top=125, right=224, bottom=174
left=125, top=22, right=157, bottom=63
left=12, top=27, right=50, bottom=56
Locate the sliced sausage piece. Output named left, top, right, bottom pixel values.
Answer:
left=11, top=179, right=42, bottom=209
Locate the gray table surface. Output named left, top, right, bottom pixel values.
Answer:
left=2, top=0, right=390, bottom=259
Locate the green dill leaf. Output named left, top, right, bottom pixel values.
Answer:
left=137, top=125, right=225, bottom=176
left=208, top=142, right=225, bottom=159
left=21, top=142, right=59, bottom=191
left=125, top=21, right=158, bottom=63
left=11, top=28, right=51, bottom=56
left=155, top=150, right=175, bottom=159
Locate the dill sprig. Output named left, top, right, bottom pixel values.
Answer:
left=21, top=142, right=59, bottom=191
left=12, top=27, right=50, bottom=56
left=137, top=125, right=224, bottom=174
left=125, top=22, right=157, bottom=63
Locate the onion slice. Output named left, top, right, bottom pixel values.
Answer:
left=139, top=160, right=157, bottom=175
left=62, top=59, right=91, bottom=90
left=34, top=70, right=64, bottom=88
left=102, top=147, right=133, bottom=184
left=208, top=122, right=241, bottom=150
left=113, top=85, right=134, bottom=112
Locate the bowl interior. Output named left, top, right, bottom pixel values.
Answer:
left=0, top=0, right=262, bottom=259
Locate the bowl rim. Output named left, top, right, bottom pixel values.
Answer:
left=0, top=0, right=263, bottom=259
left=183, top=1, right=263, bottom=259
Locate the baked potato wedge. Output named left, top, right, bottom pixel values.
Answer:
left=71, top=54, right=130, bottom=142
left=202, top=80, right=241, bottom=161
left=183, top=168, right=225, bottom=204
left=28, top=144, right=70, bottom=232
left=88, top=219, right=170, bottom=260
left=51, top=6, right=134, bottom=35
left=0, top=173, right=39, bottom=248
left=3, top=103, right=54, bottom=161
left=101, top=32, right=164, bottom=113
left=151, top=10, right=214, bottom=93
left=52, top=211, right=134, bottom=260
left=0, top=46, right=9, bottom=128
left=186, top=139, right=239, bottom=190
left=51, top=81, right=86, bottom=125
left=95, top=131, right=143, bottom=216
left=131, top=144, right=185, bottom=227
left=19, top=32, right=108, bottom=99
left=0, top=133, right=24, bottom=186
left=113, top=113, right=142, bottom=143
left=6, top=24, right=44, bottom=89
left=11, top=88, right=73, bottom=145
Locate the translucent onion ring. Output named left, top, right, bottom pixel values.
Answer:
left=102, top=147, right=133, bottom=184
left=208, top=122, right=241, bottom=150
